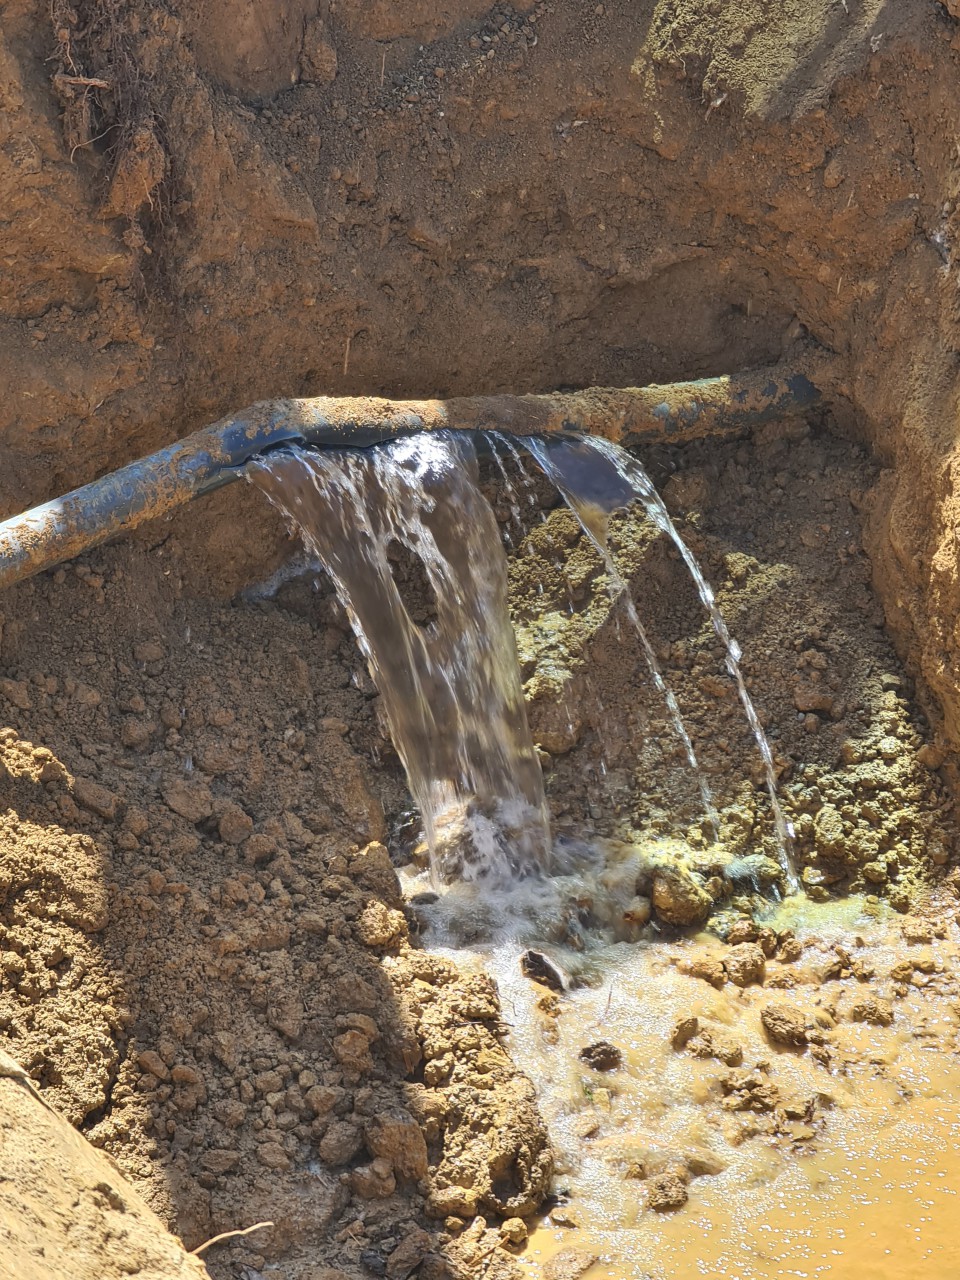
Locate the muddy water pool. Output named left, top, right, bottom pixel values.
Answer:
left=412, top=886, right=960, bottom=1280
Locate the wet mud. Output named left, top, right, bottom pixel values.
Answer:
left=2, top=406, right=959, bottom=1278
left=3, top=1, right=960, bottom=1277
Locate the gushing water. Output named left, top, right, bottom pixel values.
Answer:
left=248, top=432, right=550, bottom=886
left=249, top=425, right=794, bottom=895
left=526, top=434, right=798, bottom=892
left=525, top=436, right=721, bottom=842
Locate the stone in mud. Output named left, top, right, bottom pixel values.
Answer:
left=73, top=776, right=119, bottom=820
left=355, top=900, right=408, bottom=950
left=352, top=841, right=403, bottom=903
left=544, top=1247, right=602, bottom=1280
left=258, top=1141, right=291, bottom=1170
left=386, top=1227, right=432, bottom=1279
left=520, top=949, right=567, bottom=991
left=647, top=1172, right=688, bottom=1211
left=0, top=677, right=31, bottom=710
left=218, top=802, right=253, bottom=845
left=349, top=1155, right=396, bottom=1200
left=862, top=860, right=888, bottom=884
left=319, top=1120, right=364, bottom=1166
left=727, top=918, right=758, bottom=944
left=162, top=777, right=213, bottom=824
left=680, top=956, right=726, bottom=988
left=850, top=996, right=894, bottom=1026
left=671, top=1016, right=699, bottom=1050
left=500, top=1217, right=528, bottom=1247
left=761, top=1003, right=808, bottom=1047
left=300, top=16, right=338, bottom=84
left=425, top=1185, right=480, bottom=1219
left=365, top=1108, right=429, bottom=1179
left=723, top=942, right=766, bottom=987
left=578, top=1041, right=622, bottom=1071
left=651, top=864, right=712, bottom=926
left=688, top=1028, right=743, bottom=1067
left=333, top=1028, right=375, bottom=1073
left=623, top=895, right=652, bottom=927
left=720, top=1068, right=779, bottom=1112
left=813, top=804, right=845, bottom=856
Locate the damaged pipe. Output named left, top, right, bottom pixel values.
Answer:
left=0, top=353, right=834, bottom=591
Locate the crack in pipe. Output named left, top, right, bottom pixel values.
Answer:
left=0, top=350, right=838, bottom=591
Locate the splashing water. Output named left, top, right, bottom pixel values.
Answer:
left=525, top=434, right=797, bottom=892
left=524, top=435, right=721, bottom=842
left=248, top=432, right=550, bottom=886
left=249, top=424, right=794, bottom=897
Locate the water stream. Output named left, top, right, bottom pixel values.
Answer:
left=249, top=427, right=792, bottom=889
left=524, top=436, right=721, bottom=843
left=526, top=434, right=797, bottom=892
left=248, top=432, right=550, bottom=886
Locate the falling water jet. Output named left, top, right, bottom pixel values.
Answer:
left=525, top=435, right=798, bottom=893
left=525, top=437, right=721, bottom=843
left=248, top=432, right=551, bottom=888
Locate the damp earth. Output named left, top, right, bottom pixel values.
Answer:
left=5, top=2, right=960, bottom=1279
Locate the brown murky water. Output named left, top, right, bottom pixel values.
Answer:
left=417, top=890, right=960, bottom=1280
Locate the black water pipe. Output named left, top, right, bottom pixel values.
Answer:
left=0, top=354, right=835, bottom=591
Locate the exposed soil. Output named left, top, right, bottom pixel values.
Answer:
left=3, top=1, right=960, bottom=1278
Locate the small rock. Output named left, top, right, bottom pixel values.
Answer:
left=623, top=895, right=651, bottom=927
left=689, top=1028, right=743, bottom=1066
left=862, top=860, right=888, bottom=885
left=724, top=942, right=766, bottom=987
left=671, top=1016, right=699, bottom=1050
left=162, top=777, right=213, bottom=823
left=355, top=900, right=407, bottom=950
left=136, top=1049, right=169, bottom=1081
left=647, top=1172, right=688, bottom=1211
left=916, top=743, right=945, bottom=770
left=0, top=678, right=31, bottom=710
left=351, top=1157, right=397, bottom=1199
left=258, top=1142, right=291, bottom=1170
left=201, top=1149, right=241, bottom=1174
left=365, top=1108, right=428, bottom=1179
left=680, top=956, right=726, bottom=988
left=333, top=1028, right=374, bottom=1073
left=120, top=717, right=155, bottom=750
left=521, top=949, right=567, bottom=991
left=822, top=153, right=845, bottom=188
left=268, top=989, right=305, bottom=1041
left=305, top=1084, right=344, bottom=1116
left=133, top=641, right=165, bottom=664
left=727, top=918, right=758, bottom=944
left=500, top=1217, right=528, bottom=1247
left=850, top=996, right=893, bottom=1027
left=73, top=776, right=119, bottom=820
left=761, top=1003, right=807, bottom=1047
left=319, top=1120, right=363, bottom=1166
left=901, top=917, right=934, bottom=944
left=651, top=864, right=712, bottom=926
left=793, top=685, right=834, bottom=715
left=300, top=16, right=338, bottom=83
left=218, top=802, right=254, bottom=845
left=720, top=1068, right=780, bottom=1112
left=386, top=1227, right=431, bottom=1280
left=578, top=1041, right=622, bottom=1071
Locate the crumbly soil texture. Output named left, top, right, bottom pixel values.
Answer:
left=3, top=1, right=960, bottom=1278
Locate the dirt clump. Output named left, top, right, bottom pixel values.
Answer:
left=760, top=1003, right=808, bottom=1048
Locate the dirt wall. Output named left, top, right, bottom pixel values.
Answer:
left=3, top=0, right=960, bottom=750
